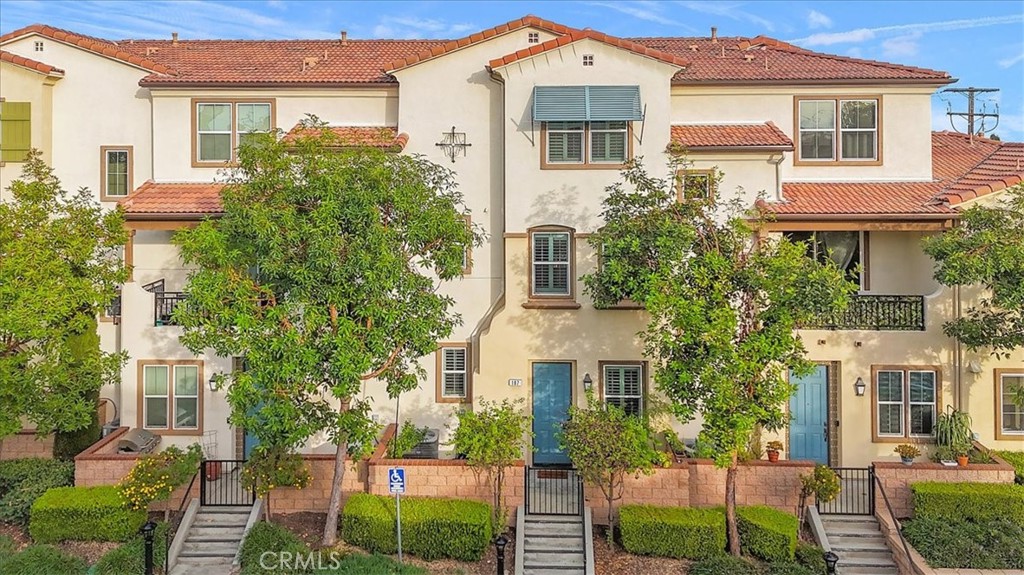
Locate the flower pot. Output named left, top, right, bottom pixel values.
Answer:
left=901, top=456, right=913, bottom=466
left=957, top=455, right=969, bottom=468
left=767, top=450, right=780, bottom=462
left=205, top=461, right=222, bottom=481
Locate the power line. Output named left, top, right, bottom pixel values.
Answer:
left=942, top=87, right=1000, bottom=144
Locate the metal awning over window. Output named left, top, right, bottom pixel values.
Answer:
left=532, top=86, right=642, bottom=122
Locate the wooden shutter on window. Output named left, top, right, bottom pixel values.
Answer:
left=0, top=102, right=32, bottom=162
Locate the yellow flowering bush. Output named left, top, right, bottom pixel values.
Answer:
left=117, top=444, right=203, bottom=511
left=241, top=447, right=311, bottom=497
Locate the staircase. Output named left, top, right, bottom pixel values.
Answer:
left=170, top=506, right=252, bottom=575
left=519, top=514, right=587, bottom=575
left=821, top=515, right=898, bottom=575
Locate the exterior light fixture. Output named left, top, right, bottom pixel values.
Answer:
left=583, top=373, right=593, bottom=391
left=824, top=551, right=839, bottom=574
left=854, top=377, right=866, bottom=397
left=494, top=534, right=509, bottom=575
left=208, top=373, right=219, bottom=392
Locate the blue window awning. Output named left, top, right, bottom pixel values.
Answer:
left=532, top=86, right=642, bottom=122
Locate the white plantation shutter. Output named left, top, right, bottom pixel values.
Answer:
left=605, top=365, right=643, bottom=416
left=532, top=232, right=571, bottom=295
left=441, top=347, right=467, bottom=398
left=546, top=122, right=584, bottom=163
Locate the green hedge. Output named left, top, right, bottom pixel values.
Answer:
left=93, top=522, right=169, bottom=575
left=911, top=481, right=1024, bottom=523
left=689, top=555, right=758, bottom=575
left=903, top=516, right=1024, bottom=569
left=0, top=544, right=88, bottom=575
left=996, top=451, right=1024, bottom=484
left=341, top=494, right=492, bottom=561
left=0, top=459, right=75, bottom=525
left=238, top=521, right=312, bottom=575
left=620, top=505, right=726, bottom=560
left=794, top=541, right=826, bottom=572
left=29, top=486, right=146, bottom=543
left=736, top=505, right=798, bottom=562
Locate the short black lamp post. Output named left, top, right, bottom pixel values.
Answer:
left=824, top=551, right=839, bottom=574
left=140, top=520, right=158, bottom=575
left=495, top=534, right=509, bottom=575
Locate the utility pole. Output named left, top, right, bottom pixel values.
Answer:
left=942, top=87, right=1000, bottom=145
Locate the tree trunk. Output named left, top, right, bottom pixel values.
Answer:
left=606, top=474, right=617, bottom=548
left=322, top=399, right=352, bottom=547
left=726, top=453, right=741, bottom=556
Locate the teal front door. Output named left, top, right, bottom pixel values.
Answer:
left=532, top=362, right=573, bottom=466
left=789, top=365, right=829, bottom=464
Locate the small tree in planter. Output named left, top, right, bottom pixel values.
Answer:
left=765, top=441, right=784, bottom=462
left=797, top=464, right=841, bottom=524
left=449, top=399, right=532, bottom=533
left=894, top=444, right=921, bottom=466
left=241, top=446, right=311, bottom=521
left=559, top=392, right=668, bottom=547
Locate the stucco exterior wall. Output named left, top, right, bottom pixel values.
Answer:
left=0, top=62, right=54, bottom=196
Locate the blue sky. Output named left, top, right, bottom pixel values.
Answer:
left=2, top=1, right=1022, bottom=140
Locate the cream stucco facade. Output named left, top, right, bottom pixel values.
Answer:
left=1, top=18, right=1020, bottom=465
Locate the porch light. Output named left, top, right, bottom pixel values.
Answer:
left=208, top=373, right=219, bottom=392
left=854, top=377, right=866, bottom=397
left=824, top=551, right=839, bottom=574
left=583, top=373, right=593, bottom=391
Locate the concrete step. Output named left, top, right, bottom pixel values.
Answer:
left=821, top=514, right=878, bottom=523
left=185, top=534, right=243, bottom=544
left=839, top=566, right=898, bottom=575
left=524, top=524, right=582, bottom=537
left=836, top=549, right=896, bottom=562
left=831, top=539, right=891, bottom=553
left=523, top=551, right=585, bottom=567
left=522, top=570, right=585, bottom=575
left=824, top=524, right=884, bottom=537
left=198, top=505, right=252, bottom=513
left=192, top=514, right=249, bottom=527
left=524, top=536, right=584, bottom=551
left=169, top=558, right=235, bottom=575
left=179, top=541, right=238, bottom=557
left=839, top=554, right=897, bottom=568
left=524, top=515, right=582, bottom=523
left=187, top=526, right=246, bottom=539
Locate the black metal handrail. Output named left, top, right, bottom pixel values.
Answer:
left=154, top=292, right=187, bottom=326
left=200, top=459, right=255, bottom=507
left=817, top=467, right=874, bottom=516
left=873, top=472, right=914, bottom=570
left=803, top=294, right=925, bottom=331
left=164, top=469, right=200, bottom=574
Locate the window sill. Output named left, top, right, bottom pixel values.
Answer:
left=436, top=396, right=471, bottom=404
left=871, top=436, right=936, bottom=444
left=595, top=302, right=644, bottom=310
left=793, top=159, right=882, bottom=167
left=143, top=428, right=204, bottom=436
left=541, top=162, right=627, bottom=171
left=522, top=300, right=581, bottom=310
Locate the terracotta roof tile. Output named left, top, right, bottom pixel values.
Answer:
left=765, top=132, right=1024, bottom=218
left=0, top=24, right=175, bottom=75
left=119, top=181, right=224, bottom=216
left=0, top=49, right=64, bottom=75
left=282, top=125, right=409, bottom=151
left=490, top=28, right=689, bottom=70
left=670, top=122, right=793, bottom=150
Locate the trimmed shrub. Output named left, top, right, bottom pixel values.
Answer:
left=0, top=544, right=88, bottom=575
left=238, top=522, right=312, bottom=575
left=689, top=555, right=758, bottom=575
left=29, top=485, right=146, bottom=543
left=736, top=505, right=798, bottom=562
left=903, top=516, right=1024, bottom=569
left=341, top=494, right=492, bottom=561
left=619, top=505, right=726, bottom=559
left=330, top=554, right=427, bottom=574
left=0, top=458, right=75, bottom=525
left=0, top=535, right=16, bottom=561
left=911, top=481, right=1024, bottom=523
left=795, top=541, right=827, bottom=572
left=93, top=522, right=169, bottom=575
left=996, top=451, right=1024, bottom=484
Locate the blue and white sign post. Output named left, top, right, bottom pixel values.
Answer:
left=389, top=468, right=406, bottom=563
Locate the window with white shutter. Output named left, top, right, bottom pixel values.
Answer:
left=604, top=364, right=643, bottom=416
left=531, top=231, right=571, bottom=296
left=436, top=345, right=470, bottom=402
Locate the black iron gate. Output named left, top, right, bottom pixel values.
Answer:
left=817, top=467, right=874, bottom=515
left=525, top=466, right=583, bottom=516
left=200, top=460, right=255, bottom=506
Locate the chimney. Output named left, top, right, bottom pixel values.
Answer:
left=340, top=30, right=348, bottom=46
left=171, top=32, right=179, bottom=46
left=711, top=27, right=718, bottom=42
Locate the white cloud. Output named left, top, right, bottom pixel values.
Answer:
left=881, top=32, right=922, bottom=59
left=807, top=10, right=832, bottom=30
left=588, top=1, right=683, bottom=27
left=999, top=52, right=1024, bottom=68
left=846, top=46, right=864, bottom=59
left=675, top=1, right=776, bottom=33
left=369, top=16, right=477, bottom=39
left=792, top=14, right=1023, bottom=47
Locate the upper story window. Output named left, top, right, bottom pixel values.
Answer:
left=784, top=231, right=864, bottom=289
left=528, top=32, right=540, bottom=44
left=530, top=228, right=573, bottom=298
left=583, top=54, right=594, bottom=66
left=996, top=369, right=1024, bottom=439
left=192, top=99, right=274, bottom=166
left=34, top=41, right=44, bottom=51
left=533, top=86, right=641, bottom=170
left=676, top=169, right=715, bottom=201
left=544, top=121, right=629, bottom=166
left=872, top=365, right=939, bottom=442
left=0, top=101, right=32, bottom=163
left=100, top=146, right=133, bottom=200
left=795, top=97, right=880, bottom=165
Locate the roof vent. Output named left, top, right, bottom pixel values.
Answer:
left=711, top=27, right=718, bottom=42
left=146, top=47, right=159, bottom=56
left=688, top=44, right=698, bottom=52
left=171, top=32, right=179, bottom=46
left=743, top=53, right=755, bottom=62
left=302, top=56, right=320, bottom=71
left=340, top=30, right=348, bottom=46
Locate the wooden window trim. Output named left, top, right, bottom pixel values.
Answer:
left=435, top=343, right=471, bottom=404
left=870, top=364, right=941, bottom=444
left=540, top=122, right=634, bottom=170
left=597, top=361, right=646, bottom=415
left=190, top=98, right=276, bottom=168
left=995, top=368, right=1024, bottom=440
left=793, top=95, right=883, bottom=167
left=675, top=169, right=717, bottom=203
left=99, top=146, right=133, bottom=201
left=136, top=359, right=204, bottom=435
left=526, top=225, right=577, bottom=305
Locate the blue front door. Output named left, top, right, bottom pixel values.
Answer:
left=532, top=362, right=573, bottom=466
left=789, top=365, right=829, bottom=464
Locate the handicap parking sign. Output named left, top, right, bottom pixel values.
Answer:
left=389, top=468, right=406, bottom=494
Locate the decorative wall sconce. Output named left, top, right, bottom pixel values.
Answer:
left=435, top=126, right=472, bottom=163
left=583, top=373, right=593, bottom=391
left=208, top=373, right=220, bottom=392
left=854, top=377, right=866, bottom=397
left=967, top=360, right=983, bottom=374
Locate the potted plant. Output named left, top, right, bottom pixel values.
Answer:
left=955, top=444, right=970, bottom=468
left=766, top=440, right=784, bottom=462
left=204, top=460, right=222, bottom=481
left=932, top=445, right=957, bottom=466
left=894, top=444, right=920, bottom=465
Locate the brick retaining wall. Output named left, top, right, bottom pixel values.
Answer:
left=0, top=431, right=54, bottom=460
left=74, top=427, right=140, bottom=486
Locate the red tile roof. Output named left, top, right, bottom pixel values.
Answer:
left=119, top=182, right=224, bottom=217
left=282, top=125, right=409, bottom=151
left=670, top=122, right=793, bottom=151
left=0, top=24, right=175, bottom=76
left=629, top=36, right=952, bottom=85
left=387, top=15, right=575, bottom=72
left=0, top=49, right=64, bottom=75
left=765, top=132, right=1024, bottom=218
left=488, top=28, right=689, bottom=70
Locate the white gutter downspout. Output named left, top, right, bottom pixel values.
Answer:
left=768, top=153, right=785, bottom=201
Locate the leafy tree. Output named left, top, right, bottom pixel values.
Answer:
left=386, top=420, right=428, bottom=459
left=797, top=464, right=841, bottom=524
left=922, top=184, right=1024, bottom=358
left=174, top=120, right=477, bottom=545
left=448, top=399, right=532, bottom=533
left=584, top=159, right=854, bottom=555
left=0, top=151, right=128, bottom=449
left=559, top=391, right=666, bottom=546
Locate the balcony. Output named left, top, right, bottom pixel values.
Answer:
left=154, top=291, right=187, bottom=326
left=803, top=295, right=925, bottom=331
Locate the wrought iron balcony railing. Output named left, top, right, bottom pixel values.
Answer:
left=802, top=294, right=925, bottom=331
left=154, top=292, right=187, bottom=326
